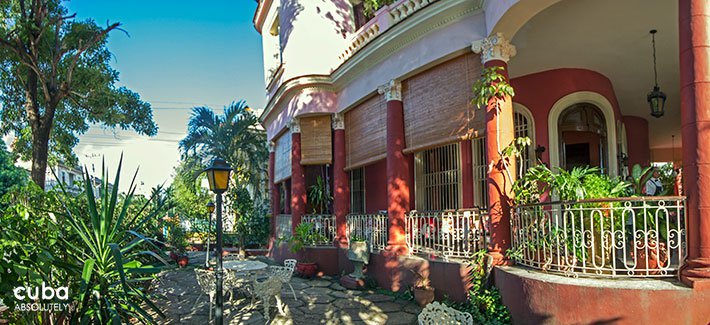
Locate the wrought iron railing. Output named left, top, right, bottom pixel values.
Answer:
left=275, top=214, right=292, bottom=239
left=301, top=214, right=337, bottom=246
left=346, top=213, right=388, bottom=252
left=405, top=209, right=486, bottom=260
left=510, top=197, right=687, bottom=278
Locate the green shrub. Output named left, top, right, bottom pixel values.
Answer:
left=444, top=251, right=512, bottom=325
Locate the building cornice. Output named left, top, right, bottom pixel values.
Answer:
left=331, top=0, right=483, bottom=87
left=253, top=0, right=274, bottom=33
left=260, top=0, right=483, bottom=126
left=259, top=75, right=334, bottom=123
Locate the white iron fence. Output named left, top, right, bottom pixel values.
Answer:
left=510, top=197, right=687, bottom=278
left=301, top=214, right=337, bottom=246
left=346, top=213, right=388, bottom=252
left=405, top=209, right=486, bottom=260
left=276, top=214, right=292, bottom=239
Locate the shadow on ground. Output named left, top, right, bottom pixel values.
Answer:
left=143, top=255, right=422, bottom=324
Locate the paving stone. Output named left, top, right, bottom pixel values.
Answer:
left=180, top=314, right=209, bottom=324
left=329, top=282, right=347, bottom=291
left=371, top=302, right=402, bottom=313
left=310, top=279, right=333, bottom=287
left=353, top=296, right=374, bottom=307
left=362, top=293, right=395, bottom=303
left=365, top=314, right=388, bottom=325
left=299, top=302, right=336, bottom=315
left=142, top=259, right=425, bottom=325
left=333, top=298, right=369, bottom=310
left=402, top=304, right=422, bottom=315
left=384, top=311, right=417, bottom=324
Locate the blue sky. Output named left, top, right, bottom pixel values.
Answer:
left=64, top=0, right=265, bottom=193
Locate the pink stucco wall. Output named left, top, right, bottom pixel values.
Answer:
left=265, top=88, right=338, bottom=141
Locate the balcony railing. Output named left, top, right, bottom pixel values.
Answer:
left=276, top=214, right=292, bottom=238
left=405, top=209, right=486, bottom=260
left=339, top=0, right=444, bottom=63
left=346, top=213, right=388, bottom=252
left=510, top=197, right=687, bottom=278
left=301, top=214, right=337, bottom=246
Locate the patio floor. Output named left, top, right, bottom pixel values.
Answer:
left=145, top=256, right=423, bottom=324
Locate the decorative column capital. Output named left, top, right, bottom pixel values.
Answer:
left=268, top=141, right=275, bottom=153
left=378, top=80, right=402, bottom=102
left=288, top=118, right=301, bottom=133
left=332, top=113, right=345, bottom=130
left=471, top=33, right=517, bottom=64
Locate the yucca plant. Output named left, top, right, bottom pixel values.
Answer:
left=54, top=156, right=169, bottom=324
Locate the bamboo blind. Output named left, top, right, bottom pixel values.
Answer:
left=300, top=115, right=333, bottom=165
left=403, top=53, right=484, bottom=153
left=345, top=95, right=387, bottom=170
left=274, top=131, right=292, bottom=183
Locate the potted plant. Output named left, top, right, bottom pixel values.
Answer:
left=167, top=222, right=188, bottom=263
left=347, top=235, right=369, bottom=279
left=411, top=270, right=435, bottom=307
left=308, top=175, right=332, bottom=214
left=348, top=235, right=369, bottom=260
left=177, top=254, right=189, bottom=268
left=284, top=222, right=327, bottom=278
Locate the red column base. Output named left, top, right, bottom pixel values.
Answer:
left=681, top=258, right=710, bottom=290
left=383, top=244, right=409, bottom=256
left=334, top=237, right=349, bottom=249
left=488, top=250, right=514, bottom=266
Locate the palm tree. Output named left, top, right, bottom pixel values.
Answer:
left=179, top=100, right=268, bottom=199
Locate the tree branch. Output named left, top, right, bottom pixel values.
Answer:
left=63, top=22, right=121, bottom=94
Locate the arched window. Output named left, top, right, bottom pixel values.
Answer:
left=472, top=106, right=536, bottom=209
left=514, top=107, right=535, bottom=178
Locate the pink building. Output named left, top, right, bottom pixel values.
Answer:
left=255, top=0, right=710, bottom=323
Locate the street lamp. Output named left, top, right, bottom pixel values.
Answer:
left=203, top=158, right=231, bottom=325
left=204, top=201, right=215, bottom=268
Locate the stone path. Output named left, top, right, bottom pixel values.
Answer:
left=145, top=260, right=422, bottom=324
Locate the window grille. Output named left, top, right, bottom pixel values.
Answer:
left=350, top=168, right=365, bottom=214
left=472, top=137, right=488, bottom=209
left=414, top=143, right=461, bottom=211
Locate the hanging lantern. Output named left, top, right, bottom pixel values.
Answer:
left=647, top=30, right=666, bottom=118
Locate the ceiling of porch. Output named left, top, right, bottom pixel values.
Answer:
left=508, top=0, right=679, bottom=149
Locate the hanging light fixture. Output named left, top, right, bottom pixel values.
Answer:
left=647, top=29, right=666, bottom=118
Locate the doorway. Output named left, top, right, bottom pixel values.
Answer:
left=558, top=104, right=608, bottom=173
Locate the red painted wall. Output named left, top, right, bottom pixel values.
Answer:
left=496, top=267, right=710, bottom=324
left=364, top=159, right=387, bottom=213
left=366, top=253, right=471, bottom=302
left=622, top=116, right=651, bottom=168
left=511, top=68, right=624, bottom=165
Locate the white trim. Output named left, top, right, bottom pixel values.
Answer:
left=548, top=91, right=618, bottom=177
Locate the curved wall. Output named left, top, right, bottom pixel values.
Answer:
left=510, top=68, right=623, bottom=165
left=496, top=266, right=710, bottom=324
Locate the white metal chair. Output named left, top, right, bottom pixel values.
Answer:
left=278, top=259, right=298, bottom=300
left=417, top=301, right=473, bottom=325
left=251, top=275, right=285, bottom=323
left=194, top=268, right=240, bottom=321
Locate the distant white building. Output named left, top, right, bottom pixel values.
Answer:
left=45, top=164, right=112, bottom=195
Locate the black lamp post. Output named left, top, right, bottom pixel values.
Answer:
left=203, top=158, right=231, bottom=325
left=204, top=201, right=215, bottom=268
left=647, top=29, right=667, bottom=118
